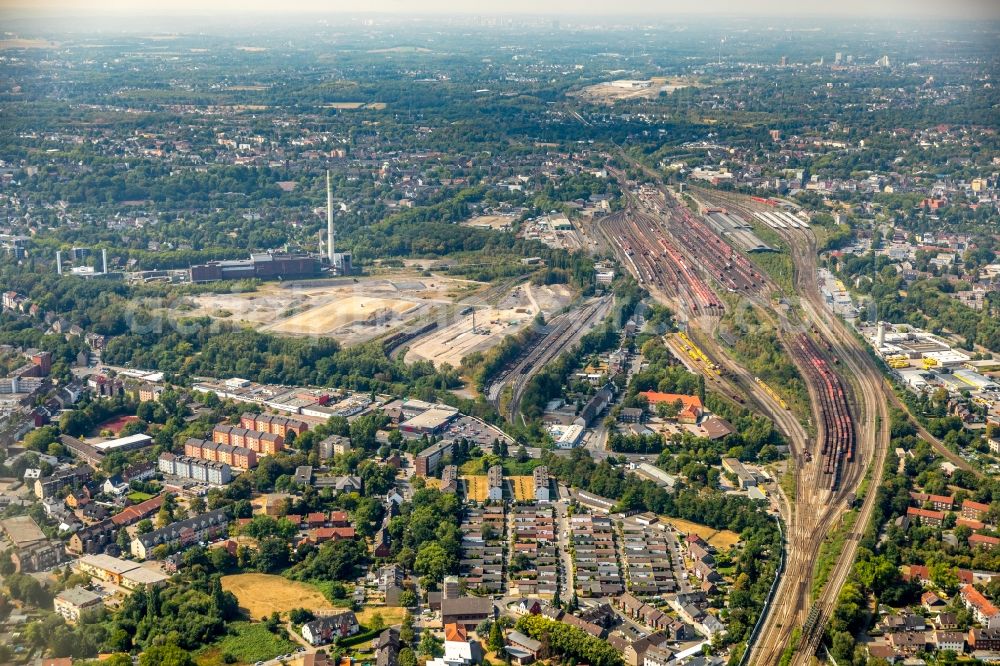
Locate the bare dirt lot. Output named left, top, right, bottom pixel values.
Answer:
left=404, top=282, right=574, bottom=369
left=569, top=77, right=701, bottom=104
left=270, top=295, right=417, bottom=336
left=179, top=273, right=483, bottom=346
left=461, top=214, right=516, bottom=230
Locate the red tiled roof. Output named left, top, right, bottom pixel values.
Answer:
left=640, top=392, right=703, bottom=410
left=111, top=494, right=164, bottom=526
left=444, top=623, right=467, bottom=642
left=962, top=584, right=1000, bottom=617
left=964, top=499, right=990, bottom=513
left=907, top=507, right=945, bottom=521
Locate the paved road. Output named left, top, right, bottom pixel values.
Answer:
left=554, top=498, right=576, bottom=602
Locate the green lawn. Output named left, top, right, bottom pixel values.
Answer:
left=127, top=491, right=154, bottom=502
left=196, top=621, right=298, bottom=666
left=459, top=458, right=542, bottom=476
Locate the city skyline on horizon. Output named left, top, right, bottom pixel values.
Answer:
left=1, top=0, right=999, bottom=21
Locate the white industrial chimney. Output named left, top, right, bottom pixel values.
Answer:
left=56, top=250, right=62, bottom=275
left=326, top=170, right=335, bottom=264
left=102, top=248, right=108, bottom=274
left=876, top=321, right=886, bottom=347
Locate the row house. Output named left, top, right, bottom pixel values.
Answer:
left=131, top=507, right=230, bottom=560
left=34, top=466, right=91, bottom=500
left=910, top=492, right=955, bottom=511
left=185, top=437, right=258, bottom=469
left=158, top=453, right=232, bottom=486
left=970, top=534, right=1000, bottom=551
left=111, top=494, right=164, bottom=528
left=12, top=540, right=67, bottom=573
left=961, top=585, right=1000, bottom=629
left=963, top=499, right=991, bottom=521
left=213, top=424, right=283, bottom=455
left=970, top=627, right=1000, bottom=651
left=68, top=519, right=116, bottom=555
left=907, top=506, right=945, bottom=527
left=302, top=611, right=359, bottom=646
left=240, top=412, right=309, bottom=437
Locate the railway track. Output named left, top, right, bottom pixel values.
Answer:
left=688, top=185, right=890, bottom=666
left=566, top=126, right=879, bottom=665
left=488, top=296, right=613, bottom=423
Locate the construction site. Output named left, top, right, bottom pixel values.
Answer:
left=180, top=274, right=481, bottom=346
left=569, top=76, right=701, bottom=103
left=403, top=282, right=574, bottom=369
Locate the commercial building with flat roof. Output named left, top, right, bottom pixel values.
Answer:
left=0, top=515, right=46, bottom=547
left=93, top=433, right=153, bottom=453
left=400, top=407, right=459, bottom=436
left=721, top=458, right=757, bottom=489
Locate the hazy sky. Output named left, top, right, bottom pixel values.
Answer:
left=1, top=0, right=998, bottom=20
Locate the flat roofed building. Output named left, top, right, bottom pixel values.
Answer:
left=93, top=433, right=153, bottom=452
left=721, top=458, right=757, bottom=488
left=415, top=440, right=454, bottom=477
left=121, top=565, right=170, bottom=590
left=400, top=407, right=459, bottom=436
left=54, top=586, right=102, bottom=623
left=0, top=515, right=46, bottom=547
left=77, top=553, right=140, bottom=584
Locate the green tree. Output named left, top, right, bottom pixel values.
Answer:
left=488, top=621, right=505, bottom=652
left=419, top=631, right=444, bottom=658
left=138, top=644, right=196, bottom=666
left=398, top=648, right=417, bottom=666
left=414, top=542, right=451, bottom=583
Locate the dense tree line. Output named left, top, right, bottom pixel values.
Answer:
left=515, top=614, right=623, bottom=666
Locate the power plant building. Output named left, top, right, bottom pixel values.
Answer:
left=189, top=252, right=321, bottom=283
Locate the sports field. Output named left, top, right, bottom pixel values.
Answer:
left=221, top=573, right=334, bottom=618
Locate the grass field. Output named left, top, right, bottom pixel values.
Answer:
left=510, top=476, right=535, bottom=501
left=222, top=573, right=334, bottom=618
left=127, top=491, right=154, bottom=503
left=459, top=459, right=541, bottom=476
left=195, top=621, right=297, bottom=666
left=269, top=295, right=417, bottom=336
left=502, top=460, right=543, bottom=476
left=459, top=459, right=489, bottom=475
left=355, top=606, right=409, bottom=627
left=462, top=475, right=488, bottom=502
left=660, top=517, right=741, bottom=550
